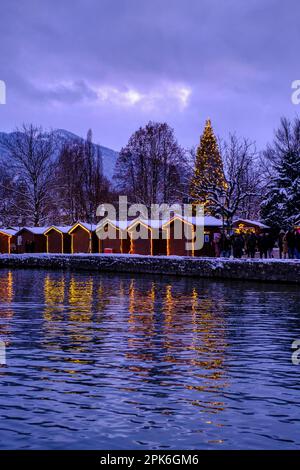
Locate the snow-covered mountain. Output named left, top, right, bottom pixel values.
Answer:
left=0, top=128, right=119, bottom=181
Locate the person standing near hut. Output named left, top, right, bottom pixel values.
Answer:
left=258, top=233, right=268, bottom=258
left=295, top=230, right=300, bottom=259
left=286, top=229, right=295, bottom=259
left=220, top=233, right=231, bottom=257
left=266, top=233, right=275, bottom=259
left=282, top=232, right=289, bottom=259
left=278, top=230, right=285, bottom=259
left=247, top=232, right=257, bottom=258
left=213, top=232, right=222, bottom=257
left=233, top=234, right=244, bottom=258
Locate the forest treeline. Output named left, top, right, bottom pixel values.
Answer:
left=0, top=117, right=299, bottom=230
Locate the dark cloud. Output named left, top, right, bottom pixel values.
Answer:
left=0, top=0, right=299, bottom=150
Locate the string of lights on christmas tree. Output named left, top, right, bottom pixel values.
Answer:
left=190, top=119, right=227, bottom=214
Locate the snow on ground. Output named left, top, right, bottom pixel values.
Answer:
left=0, top=253, right=300, bottom=264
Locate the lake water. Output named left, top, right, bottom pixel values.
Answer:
left=0, top=268, right=299, bottom=450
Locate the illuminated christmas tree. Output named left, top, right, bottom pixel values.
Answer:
left=190, top=119, right=226, bottom=214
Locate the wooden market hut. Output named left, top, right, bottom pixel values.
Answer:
left=232, top=219, right=270, bottom=235
left=0, top=228, right=17, bottom=254
left=127, top=218, right=167, bottom=256
left=197, top=216, right=224, bottom=257
left=151, top=221, right=168, bottom=256
left=68, top=222, right=99, bottom=253
left=162, top=215, right=194, bottom=257
left=96, top=219, right=131, bottom=254
left=15, top=227, right=48, bottom=253
left=127, top=218, right=152, bottom=255
left=162, top=215, right=223, bottom=257
left=44, top=226, right=72, bottom=253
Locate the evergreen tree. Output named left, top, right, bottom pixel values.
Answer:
left=261, top=117, right=300, bottom=229
left=190, top=119, right=226, bottom=214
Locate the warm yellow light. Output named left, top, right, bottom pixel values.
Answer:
left=128, top=220, right=155, bottom=255
left=44, top=226, right=65, bottom=253
left=68, top=223, right=91, bottom=235
left=0, top=231, right=13, bottom=254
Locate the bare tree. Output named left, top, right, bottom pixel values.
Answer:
left=114, top=121, right=186, bottom=207
left=82, top=129, right=103, bottom=222
left=54, top=141, right=85, bottom=222
left=55, top=130, right=111, bottom=223
left=2, top=124, right=57, bottom=226
left=0, top=163, right=14, bottom=225
left=190, top=134, right=260, bottom=227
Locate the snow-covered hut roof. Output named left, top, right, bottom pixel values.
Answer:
left=97, top=218, right=135, bottom=232
left=18, top=226, right=49, bottom=235
left=162, top=214, right=222, bottom=228
left=44, top=225, right=73, bottom=235
left=189, top=215, right=222, bottom=227
left=68, top=221, right=98, bottom=233
left=0, top=228, right=17, bottom=236
left=127, top=217, right=168, bottom=231
left=233, top=219, right=270, bottom=229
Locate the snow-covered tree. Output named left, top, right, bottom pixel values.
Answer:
left=205, top=135, right=259, bottom=227
left=260, top=117, right=300, bottom=229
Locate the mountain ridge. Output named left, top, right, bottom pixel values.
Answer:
left=0, top=128, right=119, bottom=180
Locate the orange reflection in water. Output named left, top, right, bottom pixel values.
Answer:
left=125, top=278, right=229, bottom=437
left=0, top=271, right=14, bottom=343
left=44, top=274, right=65, bottom=321
left=127, top=280, right=156, bottom=368
left=42, top=274, right=95, bottom=373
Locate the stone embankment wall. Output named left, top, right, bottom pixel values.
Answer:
left=0, top=254, right=300, bottom=284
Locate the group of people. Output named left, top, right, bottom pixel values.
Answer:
left=213, top=229, right=300, bottom=259
left=278, top=229, right=300, bottom=259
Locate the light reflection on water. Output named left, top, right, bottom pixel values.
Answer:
left=0, top=269, right=299, bottom=449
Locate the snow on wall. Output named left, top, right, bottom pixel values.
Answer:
left=0, top=253, right=300, bottom=284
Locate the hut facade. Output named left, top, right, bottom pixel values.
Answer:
left=195, top=216, right=223, bottom=257
left=162, top=216, right=194, bottom=256
left=68, top=222, right=99, bottom=253
left=0, top=229, right=17, bottom=254
left=127, top=218, right=167, bottom=256
left=96, top=219, right=131, bottom=254
left=150, top=220, right=167, bottom=256
left=15, top=227, right=48, bottom=253
left=128, top=219, right=152, bottom=255
left=233, top=219, right=270, bottom=235
left=162, top=215, right=223, bottom=257
left=44, top=226, right=72, bottom=253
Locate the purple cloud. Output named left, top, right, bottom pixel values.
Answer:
left=0, top=0, right=299, bottom=151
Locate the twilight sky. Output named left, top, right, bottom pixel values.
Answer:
left=0, top=0, right=299, bottom=152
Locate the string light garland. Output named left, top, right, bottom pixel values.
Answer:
left=190, top=119, right=227, bottom=215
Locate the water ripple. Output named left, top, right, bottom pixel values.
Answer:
left=0, top=269, right=299, bottom=449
